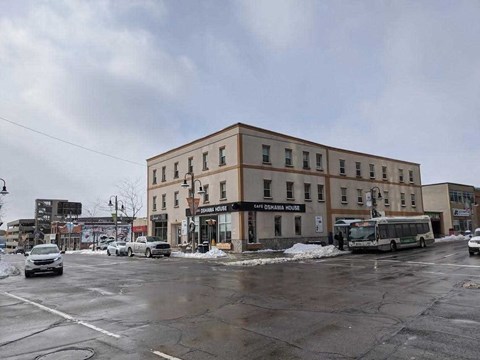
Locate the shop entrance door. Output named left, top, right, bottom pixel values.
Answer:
left=200, top=216, right=218, bottom=245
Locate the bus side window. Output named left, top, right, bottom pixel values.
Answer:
left=416, top=223, right=424, bottom=234
left=387, top=224, right=396, bottom=238
left=395, top=224, right=403, bottom=237
left=410, top=224, right=417, bottom=237
left=379, top=225, right=388, bottom=239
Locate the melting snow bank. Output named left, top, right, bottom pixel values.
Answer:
left=171, top=247, right=228, bottom=259
left=225, top=244, right=347, bottom=267
left=435, top=235, right=468, bottom=243
left=0, top=260, right=21, bottom=279
left=65, top=250, right=107, bottom=255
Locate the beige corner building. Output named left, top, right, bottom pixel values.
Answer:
left=147, top=123, right=424, bottom=252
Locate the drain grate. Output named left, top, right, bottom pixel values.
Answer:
left=35, top=347, right=95, bottom=360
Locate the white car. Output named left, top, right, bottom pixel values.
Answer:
left=468, top=228, right=480, bottom=256
left=25, top=244, right=63, bottom=277
left=107, top=241, right=127, bottom=256
left=464, top=230, right=472, bottom=239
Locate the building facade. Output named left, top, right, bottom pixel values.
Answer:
left=423, top=183, right=479, bottom=236
left=147, top=124, right=424, bottom=252
left=6, top=219, right=35, bottom=252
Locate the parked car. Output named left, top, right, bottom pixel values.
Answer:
left=468, top=228, right=480, bottom=255
left=24, top=244, right=63, bottom=277
left=107, top=241, right=127, bottom=256
left=464, top=230, right=472, bottom=239
left=98, top=237, right=115, bottom=250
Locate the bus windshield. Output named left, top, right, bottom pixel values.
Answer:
left=349, top=225, right=376, bottom=241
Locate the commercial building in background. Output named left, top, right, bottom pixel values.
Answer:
left=423, top=183, right=480, bottom=236
left=6, top=219, right=35, bottom=252
left=34, top=199, right=82, bottom=243
left=147, top=123, right=424, bottom=252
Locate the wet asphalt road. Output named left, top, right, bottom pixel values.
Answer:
left=1, top=241, right=480, bottom=360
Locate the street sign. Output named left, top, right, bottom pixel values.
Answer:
left=186, top=197, right=200, bottom=215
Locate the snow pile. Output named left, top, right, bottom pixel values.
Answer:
left=65, top=250, right=107, bottom=255
left=0, top=260, right=20, bottom=279
left=435, top=235, right=468, bottom=243
left=171, top=247, right=228, bottom=259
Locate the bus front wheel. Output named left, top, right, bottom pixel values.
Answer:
left=390, top=241, right=397, bottom=252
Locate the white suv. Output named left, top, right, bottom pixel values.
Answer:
left=468, top=228, right=480, bottom=256
left=25, top=244, right=63, bottom=277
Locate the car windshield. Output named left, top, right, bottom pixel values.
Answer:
left=146, top=236, right=161, bottom=242
left=474, top=230, right=480, bottom=237
left=30, top=246, right=59, bottom=255
left=349, top=226, right=376, bottom=241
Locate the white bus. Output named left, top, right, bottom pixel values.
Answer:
left=348, top=215, right=435, bottom=252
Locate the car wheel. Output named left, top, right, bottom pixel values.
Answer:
left=24, top=270, right=32, bottom=278
left=164, top=253, right=171, bottom=257
left=146, top=248, right=152, bottom=258
left=128, top=248, right=133, bottom=257
left=57, top=268, right=63, bottom=276
left=116, top=250, right=119, bottom=256
left=107, top=250, right=111, bottom=256
left=390, top=241, right=397, bottom=252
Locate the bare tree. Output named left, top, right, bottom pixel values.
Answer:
left=116, top=177, right=144, bottom=240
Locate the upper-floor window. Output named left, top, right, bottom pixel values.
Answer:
left=411, top=193, right=416, bottom=207
left=304, top=183, right=311, bottom=201
left=369, top=164, right=375, bottom=179
left=409, top=170, right=414, bottom=183
left=399, top=168, right=404, bottom=183
left=152, top=196, right=157, bottom=211
left=264, top=179, right=272, bottom=198
left=295, top=216, right=302, bottom=236
left=340, top=159, right=346, bottom=175
left=174, top=191, right=179, bottom=207
left=203, top=152, right=208, bottom=171
left=161, top=166, right=166, bottom=182
left=357, top=189, right=363, bottom=204
left=220, top=181, right=227, bottom=199
left=382, top=166, right=387, bottom=181
left=341, top=187, right=348, bottom=203
left=286, top=182, right=294, bottom=200
left=317, top=184, right=325, bottom=202
left=219, top=147, right=226, bottom=166
left=400, top=192, right=406, bottom=207
left=188, top=157, right=193, bottom=173
left=174, top=162, right=179, bottom=179
left=303, top=151, right=310, bottom=169
left=355, top=162, right=362, bottom=177
left=262, top=145, right=271, bottom=164
left=285, top=149, right=293, bottom=167
left=203, top=184, right=209, bottom=203
left=152, top=169, right=157, bottom=185
left=383, top=191, right=390, bottom=206
left=161, top=194, right=166, bottom=209
left=316, top=153, right=323, bottom=170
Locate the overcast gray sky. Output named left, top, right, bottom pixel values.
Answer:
left=1, top=0, right=479, bottom=227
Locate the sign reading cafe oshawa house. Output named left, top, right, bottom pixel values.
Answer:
left=186, top=202, right=306, bottom=216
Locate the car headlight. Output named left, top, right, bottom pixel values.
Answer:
left=54, top=256, right=62, bottom=262
left=27, top=258, right=34, bottom=264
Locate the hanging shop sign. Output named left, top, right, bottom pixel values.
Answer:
left=150, top=214, right=168, bottom=221
left=453, top=208, right=471, bottom=217
left=186, top=202, right=305, bottom=216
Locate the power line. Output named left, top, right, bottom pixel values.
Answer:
left=0, top=115, right=146, bottom=167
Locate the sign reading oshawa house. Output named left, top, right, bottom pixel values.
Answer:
left=186, top=202, right=305, bottom=216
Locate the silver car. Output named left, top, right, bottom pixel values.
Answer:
left=107, top=241, right=127, bottom=256
left=25, top=244, right=63, bottom=277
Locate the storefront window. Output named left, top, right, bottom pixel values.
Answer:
left=154, top=220, right=168, bottom=241
left=219, top=213, right=231, bottom=242
left=248, top=211, right=256, bottom=243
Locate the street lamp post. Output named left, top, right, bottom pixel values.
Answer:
left=0, top=178, right=8, bottom=195
left=181, top=172, right=204, bottom=253
left=108, top=195, right=125, bottom=243
left=368, top=186, right=383, bottom=218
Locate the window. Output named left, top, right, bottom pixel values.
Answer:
left=152, top=196, right=157, bottom=211
left=264, top=180, right=272, bottom=198
left=274, top=216, right=282, bottom=236
left=262, top=145, right=271, bottom=164
left=357, top=189, right=363, bottom=204
left=161, top=194, right=166, bottom=209
left=285, top=149, right=293, bottom=166
left=154, top=219, right=168, bottom=241
left=340, top=159, right=346, bottom=175
left=304, top=183, right=311, bottom=201
left=220, top=181, right=227, bottom=199
left=152, top=169, right=157, bottom=185
left=409, top=170, right=414, bottom=183
left=341, top=187, right=347, bottom=203
left=399, top=169, right=404, bottom=183
left=286, top=182, right=294, bottom=199
left=203, top=152, right=208, bottom=171
left=356, top=162, right=362, bottom=177
left=384, top=191, right=390, bottom=206
left=369, top=164, right=375, bottom=179
left=400, top=192, right=406, bottom=207
left=203, top=184, right=209, bottom=203
left=218, top=213, right=232, bottom=242
left=411, top=193, right=416, bottom=207
left=295, top=216, right=302, bottom=236
left=303, top=151, right=310, bottom=169
left=188, top=157, right=193, bottom=173
left=174, top=191, right=179, bottom=207
left=316, top=153, right=323, bottom=170
left=174, top=162, right=179, bottom=179
left=317, top=184, right=325, bottom=202
left=382, top=166, right=387, bottom=180
left=219, top=147, right=226, bottom=166
left=161, top=166, right=166, bottom=182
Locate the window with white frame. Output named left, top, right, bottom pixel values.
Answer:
left=341, top=187, right=348, bottom=203
left=399, top=168, right=404, bottom=183
left=303, top=151, right=310, bottom=169
left=317, top=184, right=325, bottom=202
left=356, top=162, right=362, bottom=177
left=316, top=153, right=323, bottom=170
left=219, top=147, right=226, bottom=166
left=220, top=181, right=227, bottom=199
left=203, top=152, right=208, bottom=170
left=152, top=196, right=157, bottom=211
left=369, top=164, right=375, bottom=179
left=174, top=191, right=179, bottom=207
left=383, top=191, right=390, bottom=206
left=174, top=162, right=179, bottom=179
left=218, top=213, right=232, bottom=242
left=264, top=179, right=272, bottom=198
left=357, top=189, right=363, bottom=204
left=304, top=183, right=311, bottom=201
left=161, top=194, right=166, bottom=209
left=162, top=166, right=166, bottom=182
left=340, top=159, right=346, bottom=175
left=262, top=145, right=271, bottom=164
left=409, top=170, right=414, bottom=183
left=382, top=166, right=387, bottom=180
left=285, top=149, right=293, bottom=167
left=401, top=192, right=406, bottom=207
left=411, top=193, right=416, bottom=207
left=152, top=169, right=157, bottom=185
left=188, top=157, right=193, bottom=173
left=203, top=184, right=209, bottom=203
left=286, top=182, right=294, bottom=199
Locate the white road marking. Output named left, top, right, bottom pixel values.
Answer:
left=423, top=271, right=480, bottom=278
left=3, top=292, right=121, bottom=338
left=152, top=350, right=184, bottom=360
left=443, top=253, right=458, bottom=258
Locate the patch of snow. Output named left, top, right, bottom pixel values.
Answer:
left=435, top=235, right=467, bottom=243
left=0, top=259, right=20, bottom=279
left=171, top=247, right=228, bottom=259
left=65, top=250, right=107, bottom=255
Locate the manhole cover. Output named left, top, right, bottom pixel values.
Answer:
left=463, top=281, right=480, bottom=289
left=35, top=347, right=95, bottom=360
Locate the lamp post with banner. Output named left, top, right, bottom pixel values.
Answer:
left=108, top=195, right=125, bottom=243
left=366, top=186, right=382, bottom=218
left=181, top=172, right=204, bottom=253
